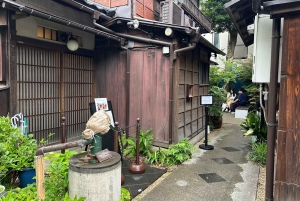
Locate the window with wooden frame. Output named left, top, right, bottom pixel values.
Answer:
left=199, top=62, right=209, bottom=85
left=37, top=26, right=83, bottom=47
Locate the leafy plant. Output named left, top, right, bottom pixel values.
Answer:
left=244, top=83, right=260, bottom=104
left=0, top=184, right=85, bottom=201
left=248, top=142, right=267, bottom=166
left=208, top=86, right=227, bottom=117
left=146, top=138, right=194, bottom=166
left=240, top=112, right=267, bottom=142
left=122, top=129, right=154, bottom=158
left=44, top=150, right=78, bottom=201
left=0, top=116, right=37, bottom=187
left=63, top=193, right=86, bottom=201
left=120, top=188, right=130, bottom=201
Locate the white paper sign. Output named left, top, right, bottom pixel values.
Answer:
left=200, top=95, right=213, bottom=105
left=95, top=98, right=109, bottom=111
left=106, top=110, right=115, bottom=127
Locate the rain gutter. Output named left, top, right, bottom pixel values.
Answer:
left=1, top=0, right=124, bottom=44
left=265, top=18, right=281, bottom=201
left=93, top=20, right=172, bottom=46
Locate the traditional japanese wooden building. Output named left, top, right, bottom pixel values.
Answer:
left=0, top=0, right=224, bottom=147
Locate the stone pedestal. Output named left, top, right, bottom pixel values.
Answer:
left=69, top=152, right=121, bottom=201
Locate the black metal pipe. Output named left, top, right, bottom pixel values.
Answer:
left=265, top=18, right=281, bottom=201
left=1, top=0, right=124, bottom=43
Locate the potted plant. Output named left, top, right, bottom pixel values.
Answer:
left=208, top=86, right=227, bottom=129
left=0, top=116, right=37, bottom=188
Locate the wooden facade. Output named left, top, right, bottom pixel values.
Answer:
left=175, top=46, right=209, bottom=142
left=96, top=41, right=213, bottom=147
left=275, top=13, right=300, bottom=201
left=0, top=0, right=223, bottom=147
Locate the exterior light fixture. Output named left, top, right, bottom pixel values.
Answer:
left=127, top=19, right=139, bottom=29
left=67, top=32, right=79, bottom=51
left=165, top=27, right=174, bottom=37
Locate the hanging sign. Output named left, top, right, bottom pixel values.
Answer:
left=200, top=95, right=213, bottom=105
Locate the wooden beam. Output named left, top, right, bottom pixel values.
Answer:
left=232, top=2, right=252, bottom=14
left=236, top=13, right=255, bottom=23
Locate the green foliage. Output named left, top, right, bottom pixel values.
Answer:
left=240, top=112, right=267, bottom=142
left=122, top=129, right=154, bottom=158
left=248, top=142, right=267, bottom=166
left=146, top=138, right=194, bottom=166
left=244, top=83, right=260, bottom=104
left=208, top=86, right=227, bottom=117
left=0, top=184, right=85, bottom=201
left=200, top=0, right=235, bottom=33
left=0, top=116, right=37, bottom=187
left=63, top=193, right=86, bottom=201
left=209, top=59, right=240, bottom=87
left=0, top=150, right=85, bottom=201
left=120, top=188, right=130, bottom=201
left=0, top=184, right=37, bottom=201
left=44, top=150, right=78, bottom=201
left=236, top=58, right=253, bottom=85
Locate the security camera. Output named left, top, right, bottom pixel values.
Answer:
left=127, top=19, right=139, bottom=29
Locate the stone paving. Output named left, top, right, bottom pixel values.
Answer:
left=138, top=113, right=259, bottom=201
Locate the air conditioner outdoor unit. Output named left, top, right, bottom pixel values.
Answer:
left=252, top=14, right=283, bottom=83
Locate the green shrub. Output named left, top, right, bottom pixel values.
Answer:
left=248, top=142, right=267, bottom=166
left=0, top=116, right=37, bottom=187
left=146, top=138, right=194, bottom=166
left=120, top=188, right=130, bottom=201
left=0, top=150, right=85, bottom=201
left=44, top=150, right=78, bottom=200
left=122, top=129, right=153, bottom=158
left=240, top=112, right=267, bottom=142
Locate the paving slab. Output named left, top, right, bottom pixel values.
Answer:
left=140, top=113, right=259, bottom=201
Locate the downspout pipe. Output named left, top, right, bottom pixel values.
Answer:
left=265, top=18, right=281, bottom=201
left=173, top=43, right=196, bottom=60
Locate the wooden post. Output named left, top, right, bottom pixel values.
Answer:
left=35, top=155, right=45, bottom=200
left=61, top=116, right=66, bottom=154
left=114, top=122, right=119, bottom=153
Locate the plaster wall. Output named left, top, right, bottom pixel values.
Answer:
left=16, top=16, right=95, bottom=50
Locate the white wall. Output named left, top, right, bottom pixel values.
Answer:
left=16, top=16, right=95, bottom=50
left=202, top=31, right=252, bottom=68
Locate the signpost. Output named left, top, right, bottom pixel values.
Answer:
left=199, top=95, right=214, bottom=150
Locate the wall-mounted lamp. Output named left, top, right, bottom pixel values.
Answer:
left=127, top=19, right=139, bottom=29
left=67, top=32, right=79, bottom=51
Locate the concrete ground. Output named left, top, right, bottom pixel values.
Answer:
left=139, top=112, right=259, bottom=201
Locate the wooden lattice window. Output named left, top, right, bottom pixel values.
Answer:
left=37, top=26, right=82, bottom=47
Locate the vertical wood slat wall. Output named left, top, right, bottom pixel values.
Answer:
left=177, top=46, right=208, bottom=141
left=17, top=46, right=94, bottom=144
left=63, top=53, right=94, bottom=140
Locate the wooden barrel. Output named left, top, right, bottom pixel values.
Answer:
left=69, top=152, right=121, bottom=201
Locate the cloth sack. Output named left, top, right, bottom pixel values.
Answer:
left=82, top=110, right=110, bottom=140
